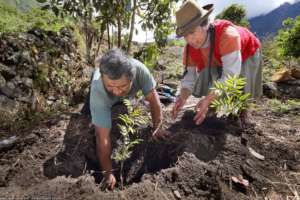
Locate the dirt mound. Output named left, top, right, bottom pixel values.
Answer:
left=0, top=98, right=299, bottom=199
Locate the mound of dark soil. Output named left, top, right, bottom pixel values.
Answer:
left=0, top=98, right=299, bottom=199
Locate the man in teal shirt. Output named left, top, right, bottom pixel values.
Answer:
left=89, top=48, right=165, bottom=189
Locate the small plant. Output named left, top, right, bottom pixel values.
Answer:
left=267, top=99, right=300, bottom=114
left=134, top=43, right=160, bottom=70
left=210, top=75, right=250, bottom=123
left=112, top=99, right=149, bottom=189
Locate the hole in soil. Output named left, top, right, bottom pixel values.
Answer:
left=43, top=110, right=233, bottom=188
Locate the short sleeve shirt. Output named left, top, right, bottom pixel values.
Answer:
left=90, top=58, right=156, bottom=129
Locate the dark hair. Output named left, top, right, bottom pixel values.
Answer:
left=99, top=48, right=136, bottom=80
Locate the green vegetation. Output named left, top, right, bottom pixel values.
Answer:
left=261, top=37, right=284, bottom=81
left=262, top=16, right=300, bottom=81
left=168, top=39, right=185, bottom=47
left=276, top=16, right=300, bottom=59
left=112, top=99, right=149, bottom=189
left=211, top=75, right=250, bottom=118
left=0, top=2, right=73, bottom=33
left=138, top=43, right=160, bottom=70
left=37, top=0, right=178, bottom=63
left=0, top=0, right=40, bottom=12
left=0, top=0, right=40, bottom=11
left=216, top=4, right=249, bottom=27
left=267, top=99, right=300, bottom=114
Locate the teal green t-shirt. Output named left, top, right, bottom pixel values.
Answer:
left=90, top=58, right=156, bottom=129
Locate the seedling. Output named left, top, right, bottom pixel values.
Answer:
left=112, top=99, right=149, bottom=189
left=210, top=75, right=250, bottom=127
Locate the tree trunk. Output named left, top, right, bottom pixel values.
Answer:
left=111, top=26, right=114, bottom=48
left=120, top=161, right=124, bottom=190
left=127, top=0, right=137, bottom=53
left=84, top=18, right=92, bottom=64
left=93, top=23, right=106, bottom=65
left=107, top=21, right=111, bottom=49
left=117, top=15, right=122, bottom=48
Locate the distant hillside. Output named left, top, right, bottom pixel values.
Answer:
left=0, top=0, right=40, bottom=11
left=249, top=1, right=300, bottom=38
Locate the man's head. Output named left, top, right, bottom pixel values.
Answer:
left=99, top=48, right=136, bottom=97
left=175, top=0, right=213, bottom=49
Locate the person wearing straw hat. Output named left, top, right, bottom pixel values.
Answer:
left=171, top=0, right=262, bottom=125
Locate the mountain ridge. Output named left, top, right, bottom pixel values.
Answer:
left=249, top=1, right=300, bottom=38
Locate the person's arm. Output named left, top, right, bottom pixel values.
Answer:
left=172, top=45, right=197, bottom=119
left=218, top=50, right=242, bottom=83
left=171, top=87, right=191, bottom=120
left=144, top=89, right=164, bottom=138
left=90, top=82, right=116, bottom=189
left=193, top=51, right=242, bottom=125
left=193, top=27, right=242, bottom=125
left=95, top=126, right=116, bottom=189
left=134, top=59, right=165, bottom=138
left=217, top=26, right=242, bottom=83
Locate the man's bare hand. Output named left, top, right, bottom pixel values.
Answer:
left=104, top=173, right=116, bottom=190
left=152, top=122, right=171, bottom=140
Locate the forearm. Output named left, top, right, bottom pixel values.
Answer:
left=150, top=100, right=162, bottom=129
left=179, top=87, right=192, bottom=101
left=206, top=90, right=218, bottom=103
left=95, top=128, right=112, bottom=175
left=145, top=89, right=163, bottom=129
left=180, top=66, right=196, bottom=95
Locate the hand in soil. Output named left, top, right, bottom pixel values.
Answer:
left=152, top=124, right=171, bottom=140
left=105, top=173, right=116, bottom=190
left=193, top=98, right=210, bottom=125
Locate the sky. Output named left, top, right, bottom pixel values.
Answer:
left=132, top=0, right=298, bottom=42
left=199, top=0, right=297, bottom=18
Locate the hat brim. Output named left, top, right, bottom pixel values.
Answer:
left=176, top=4, right=214, bottom=38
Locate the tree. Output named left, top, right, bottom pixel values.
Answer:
left=36, top=0, right=178, bottom=59
left=97, top=0, right=131, bottom=49
left=216, top=4, right=249, bottom=27
left=140, top=0, right=178, bottom=48
left=276, top=16, right=300, bottom=59
left=36, top=0, right=101, bottom=64
left=126, top=0, right=178, bottom=52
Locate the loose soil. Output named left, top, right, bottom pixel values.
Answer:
left=0, top=97, right=299, bottom=200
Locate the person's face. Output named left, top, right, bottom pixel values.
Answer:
left=102, top=74, right=132, bottom=97
left=184, top=26, right=207, bottom=49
